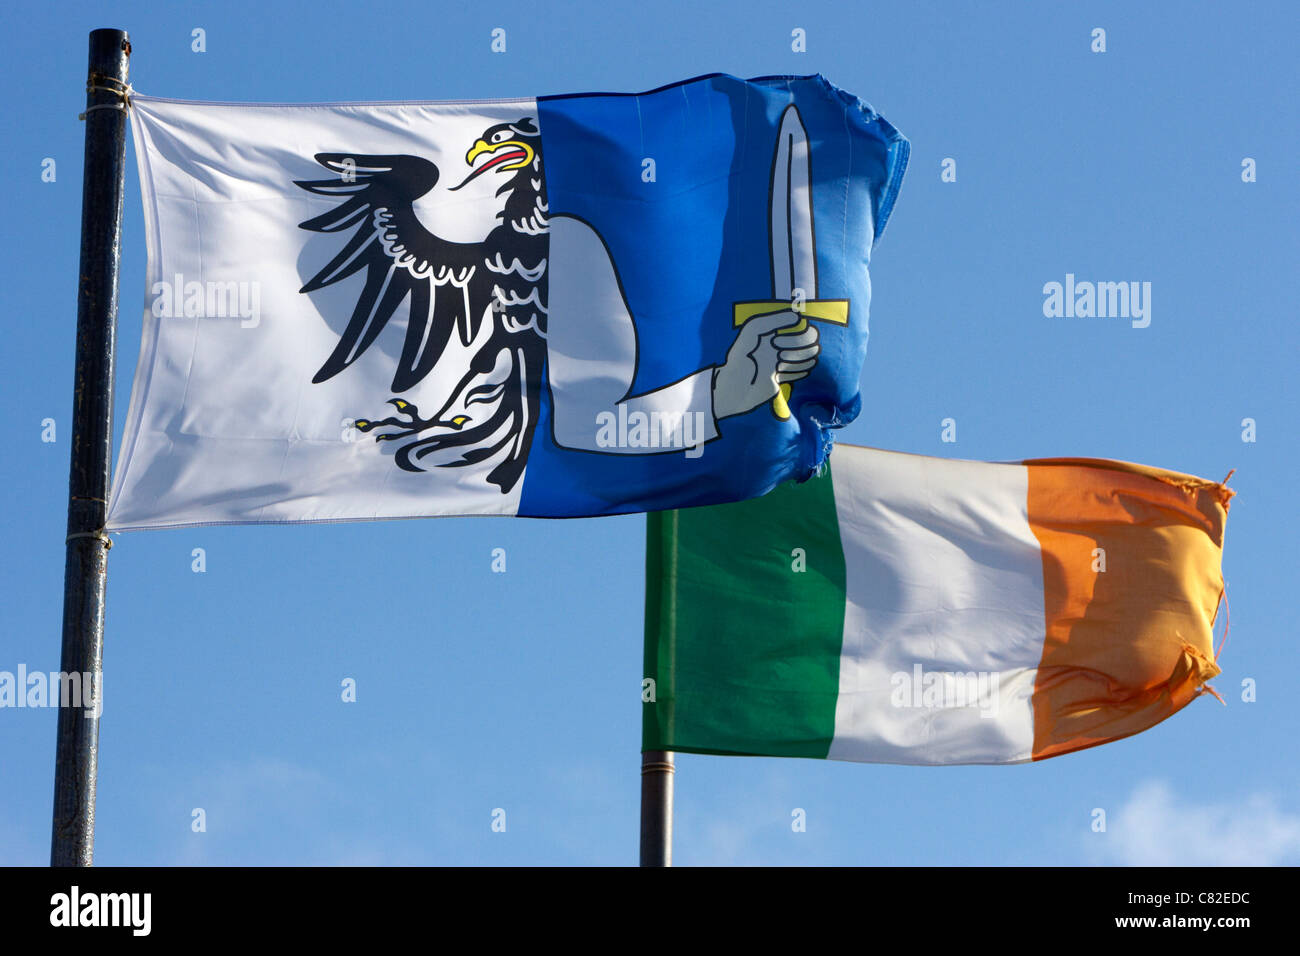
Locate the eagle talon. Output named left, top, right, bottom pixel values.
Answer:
left=351, top=398, right=435, bottom=442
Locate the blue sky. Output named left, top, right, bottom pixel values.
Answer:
left=2, top=0, right=1297, bottom=865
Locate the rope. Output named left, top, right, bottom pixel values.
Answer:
left=79, top=103, right=127, bottom=119
left=78, top=78, right=133, bottom=121
left=66, top=529, right=113, bottom=550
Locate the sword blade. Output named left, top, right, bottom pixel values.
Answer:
left=769, top=105, right=817, bottom=301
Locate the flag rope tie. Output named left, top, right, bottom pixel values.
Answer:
left=79, top=77, right=132, bottom=120
left=66, top=529, right=113, bottom=551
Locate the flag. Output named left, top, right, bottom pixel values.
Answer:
left=106, top=74, right=909, bottom=530
left=643, top=445, right=1232, bottom=765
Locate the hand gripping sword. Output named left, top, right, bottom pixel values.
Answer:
left=732, top=104, right=849, bottom=420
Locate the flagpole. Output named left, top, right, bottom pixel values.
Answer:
left=639, top=750, right=674, bottom=866
left=50, top=27, right=131, bottom=867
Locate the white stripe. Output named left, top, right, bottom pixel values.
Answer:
left=826, top=447, right=1046, bottom=764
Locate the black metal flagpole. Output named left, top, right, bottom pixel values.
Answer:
left=50, top=27, right=131, bottom=867
left=639, top=750, right=674, bottom=866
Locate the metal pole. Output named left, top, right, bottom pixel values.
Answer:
left=639, top=750, right=674, bottom=866
left=50, top=27, right=130, bottom=867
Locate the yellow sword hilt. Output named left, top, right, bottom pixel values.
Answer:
left=732, top=299, right=850, bottom=419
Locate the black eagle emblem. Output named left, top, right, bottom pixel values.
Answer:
left=295, top=119, right=548, bottom=494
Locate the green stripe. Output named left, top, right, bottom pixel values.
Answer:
left=642, top=467, right=848, bottom=758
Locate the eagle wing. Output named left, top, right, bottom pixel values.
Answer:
left=295, top=153, right=482, bottom=392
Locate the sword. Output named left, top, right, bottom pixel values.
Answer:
left=733, top=104, right=849, bottom=420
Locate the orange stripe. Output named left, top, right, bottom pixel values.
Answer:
left=1025, top=458, right=1232, bottom=760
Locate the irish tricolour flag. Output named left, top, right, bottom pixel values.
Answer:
left=643, top=445, right=1231, bottom=764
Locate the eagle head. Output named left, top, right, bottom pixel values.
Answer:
left=453, top=119, right=540, bottom=189
left=448, top=119, right=546, bottom=240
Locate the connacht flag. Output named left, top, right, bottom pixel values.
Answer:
left=106, top=74, right=909, bottom=529
left=643, top=446, right=1231, bottom=765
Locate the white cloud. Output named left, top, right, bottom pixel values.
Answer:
left=1094, top=780, right=1300, bottom=866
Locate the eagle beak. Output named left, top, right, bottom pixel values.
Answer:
left=465, top=139, right=533, bottom=168
left=452, top=139, right=534, bottom=190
